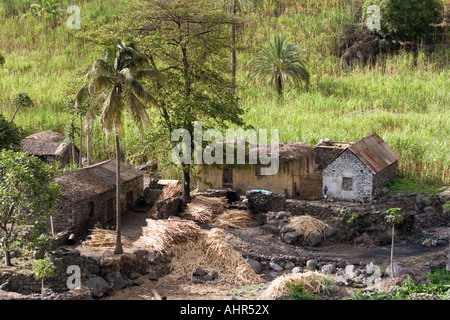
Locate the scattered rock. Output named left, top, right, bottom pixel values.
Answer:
left=88, top=276, right=110, bottom=298
left=306, top=259, right=318, bottom=269
left=269, top=271, right=279, bottom=278
left=193, top=267, right=207, bottom=277
left=284, top=261, right=295, bottom=269
left=345, top=265, right=356, bottom=275
left=283, top=231, right=300, bottom=244
left=308, top=232, right=323, bottom=247
left=292, top=267, right=303, bottom=274
left=270, top=262, right=284, bottom=272
left=385, top=263, right=412, bottom=278
left=247, top=259, right=262, bottom=274
left=321, top=264, right=336, bottom=274
left=106, top=272, right=129, bottom=290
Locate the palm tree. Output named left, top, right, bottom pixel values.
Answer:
left=75, top=40, right=159, bottom=254
left=247, top=33, right=310, bottom=98
left=224, top=0, right=263, bottom=95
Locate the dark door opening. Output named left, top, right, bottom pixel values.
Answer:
left=222, top=167, right=233, bottom=188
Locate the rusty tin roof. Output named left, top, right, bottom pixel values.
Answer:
left=348, top=133, right=399, bottom=174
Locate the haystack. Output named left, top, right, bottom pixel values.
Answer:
left=87, top=228, right=132, bottom=248
left=141, top=218, right=203, bottom=253
left=167, top=228, right=260, bottom=285
left=213, top=209, right=253, bottom=229
left=181, top=196, right=228, bottom=223
left=263, top=271, right=324, bottom=298
left=288, top=215, right=326, bottom=240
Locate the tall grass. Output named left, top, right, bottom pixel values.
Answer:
left=0, top=0, right=449, bottom=184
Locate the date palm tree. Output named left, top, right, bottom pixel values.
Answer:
left=248, top=33, right=309, bottom=98
left=75, top=40, right=159, bottom=254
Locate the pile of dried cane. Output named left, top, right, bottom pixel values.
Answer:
left=141, top=218, right=203, bottom=253
left=168, top=228, right=260, bottom=285
left=87, top=228, right=131, bottom=248
left=287, top=215, right=326, bottom=240
left=181, top=196, right=228, bottom=223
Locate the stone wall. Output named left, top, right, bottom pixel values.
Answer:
left=313, top=146, right=343, bottom=172
left=322, top=150, right=374, bottom=202
left=373, top=161, right=398, bottom=190
left=51, top=176, right=144, bottom=235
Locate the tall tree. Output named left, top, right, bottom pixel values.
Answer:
left=75, top=40, right=159, bottom=254
left=222, top=0, right=263, bottom=95
left=384, top=207, right=403, bottom=278
left=248, top=33, right=310, bottom=98
left=0, top=150, right=60, bottom=266
left=135, top=0, right=244, bottom=203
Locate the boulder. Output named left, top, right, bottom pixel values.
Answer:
left=105, top=272, right=130, bottom=290
left=269, top=262, right=284, bottom=272
left=308, top=232, right=323, bottom=247
left=88, top=276, right=110, bottom=298
left=306, top=259, right=318, bottom=269
left=247, top=259, right=262, bottom=274
left=321, top=264, right=336, bottom=274
left=292, top=267, right=302, bottom=274
left=283, top=231, right=300, bottom=244
left=386, top=262, right=412, bottom=277
left=345, top=265, right=356, bottom=275
left=284, top=261, right=296, bottom=269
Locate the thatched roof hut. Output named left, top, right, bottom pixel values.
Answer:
left=21, top=130, right=79, bottom=166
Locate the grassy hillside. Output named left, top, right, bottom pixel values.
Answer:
left=0, top=0, right=449, bottom=184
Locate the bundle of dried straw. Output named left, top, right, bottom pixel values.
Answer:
left=141, top=218, right=203, bottom=253
left=263, top=271, right=324, bottom=298
left=87, top=228, right=131, bottom=248
left=288, top=215, right=326, bottom=239
left=213, top=209, right=253, bottom=229
left=168, top=228, right=260, bottom=285
left=181, top=196, right=228, bottom=223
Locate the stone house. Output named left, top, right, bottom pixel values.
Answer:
left=197, top=141, right=325, bottom=200
left=21, top=130, right=79, bottom=166
left=322, top=133, right=399, bottom=202
left=51, top=159, right=144, bottom=233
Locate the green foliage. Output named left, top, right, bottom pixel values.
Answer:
left=443, top=201, right=450, bottom=214
left=0, top=114, right=25, bottom=151
left=386, top=177, right=446, bottom=195
left=248, top=33, right=309, bottom=97
left=32, top=258, right=56, bottom=280
left=30, top=0, right=62, bottom=17
left=12, top=92, right=33, bottom=109
left=362, top=0, right=443, bottom=41
left=285, top=282, right=316, bottom=300
left=384, top=207, right=403, bottom=225
left=1, top=0, right=33, bottom=16
left=319, top=275, right=336, bottom=295
left=344, top=291, right=395, bottom=300
left=394, top=272, right=450, bottom=299
left=337, top=23, right=363, bottom=51
left=0, top=150, right=61, bottom=265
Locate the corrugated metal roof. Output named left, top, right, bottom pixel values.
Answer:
left=348, top=133, right=399, bottom=174
left=54, top=159, right=143, bottom=202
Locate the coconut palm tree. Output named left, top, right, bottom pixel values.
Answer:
left=247, top=33, right=310, bottom=98
left=75, top=40, right=159, bottom=254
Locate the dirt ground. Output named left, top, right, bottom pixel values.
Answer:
left=96, top=208, right=448, bottom=300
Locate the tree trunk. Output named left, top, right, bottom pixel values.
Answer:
left=230, top=0, right=237, bottom=95
left=114, top=130, right=123, bottom=254
left=41, top=278, right=45, bottom=300
left=10, top=106, right=20, bottom=123
left=181, top=163, right=191, bottom=204
left=4, top=250, right=11, bottom=266
left=86, top=125, right=92, bottom=165
left=390, top=224, right=395, bottom=277
left=276, top=73, right=283, bottom=99
left=79, top=116, right=83, bottom=168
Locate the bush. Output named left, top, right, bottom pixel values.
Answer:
left=285, top=282, right=316, bottom=300
left=362, top=0, right=443, bottom=41
left=0, top=114, right=25, bottom=151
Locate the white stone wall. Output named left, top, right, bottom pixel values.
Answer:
left=322, top=150, right=373, bottom=201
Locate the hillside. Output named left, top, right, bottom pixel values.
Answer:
left=0, top=0, right=449, bottom=185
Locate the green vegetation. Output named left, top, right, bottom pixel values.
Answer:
left=345, top=268, right=450, bottom=300
left=0, top=0, right=448, bottom=185
left=286, top=282, right=316, bottom=300
left=0, top=149, right=61, bottom=266
left=387, top=178, right=446, bottom=194
left=32, top=258, right=57, bottom=300
left=0, top=114, right=25, bottom=150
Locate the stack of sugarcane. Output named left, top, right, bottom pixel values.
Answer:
left=181, top=196, right=228, bottom=223
left=87, top=228, right=131, bottom=248
left=141, top=218, right=203, bottom=253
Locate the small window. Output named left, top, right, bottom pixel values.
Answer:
left=342, top=177, right=353, bottom=191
